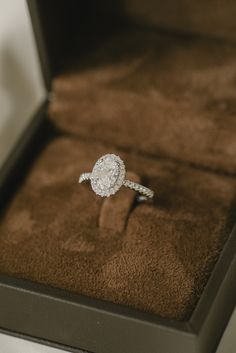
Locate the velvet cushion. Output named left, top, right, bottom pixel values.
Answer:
left=0, top=137, right=235, bottom=320
left=49, top=28, right=236, bottom=174
left=122, top=0, right=236, bottom=41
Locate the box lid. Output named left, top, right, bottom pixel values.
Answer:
left=27, top=0, right=125, bottom=90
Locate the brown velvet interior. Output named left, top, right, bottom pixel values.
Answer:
left=1, top=27, right=236, bottom=322
left=99, top=171, right=141, bottom=233
left=0, top=137, right=235, bottom=320
left=122, top=0, right=236, bottom=42
left=49, top=28, right=236, bottom=174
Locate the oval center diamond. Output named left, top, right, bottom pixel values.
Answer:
left=91, top=154, right=125, bottom=196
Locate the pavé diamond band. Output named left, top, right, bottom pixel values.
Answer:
left=79, top=154, right=154, bottom=199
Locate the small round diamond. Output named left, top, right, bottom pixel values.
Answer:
left=91, top=154, right=125, bottom=197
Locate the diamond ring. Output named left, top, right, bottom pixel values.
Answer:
left=79, top=154, right=154, bottom=199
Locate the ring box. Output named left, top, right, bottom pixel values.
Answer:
left=0, top=1, right=236, bottom=353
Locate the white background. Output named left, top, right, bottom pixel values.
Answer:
left=0, top=0, right=45, bottom=170
left=0, top=333, right=68, bottom=353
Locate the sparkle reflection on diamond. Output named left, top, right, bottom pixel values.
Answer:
left=91, top=154, right=125, bottom=197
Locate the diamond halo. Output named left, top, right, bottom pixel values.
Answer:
left=90, top=154, right=126, bottom=197
left=79, top=154, right=154, bottom=199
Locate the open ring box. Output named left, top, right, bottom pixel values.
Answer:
left=0, top=1, right=236, bottom=352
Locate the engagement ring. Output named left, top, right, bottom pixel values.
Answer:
left=79, top=154, right=154, bottom=199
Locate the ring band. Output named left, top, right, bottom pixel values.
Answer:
left=79, top=154, right=154, bottom=199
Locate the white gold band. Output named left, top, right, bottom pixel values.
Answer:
left=123, top=179, right=154, bottom=199
left=79, top=173, right=91, bottom=183
left=78, top=154, right=154, bottom=199
left=79, top=172, right=154, bottom=199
